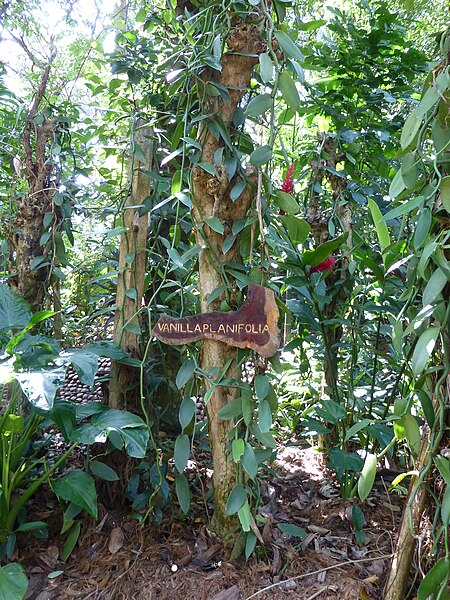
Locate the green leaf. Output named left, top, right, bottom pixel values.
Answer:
left=61, top=522, right=81, bottom=562
left=230, top=181, right=246, bottom=202
left=422, top=268, right=447, bottom=307
left=344, top=419, right=371, bottom=442
left=0, top=282, right=32, bottom=332
left=277, top=523, right=306, bottom=537
left=204, top=216, right=224, bottom=234
left=275, top=30, right=304, bottom=61
left=179, top=396, right=196, bottom=430
left=89, top=461, right=119, bottom=481
left=226, top=484, right=247, bottom=515
left=404, top=413, right=421, bottom=456
left=415, top=389, right=435, bottom=428
left=106, top=226, right=127, bottom=239
left=63, top=350, right=98, bottom=387
left=242, top=389, right=253, bottom=426
left=171, top=169, right=182, bottom=195
left=401, top=152, right=419, bottom=189
left=440, top=176, right=450, bottom=212
left=258, top=399, right=272, bottom=433
left=254, top=374, right=270, bottom=400
left=176, top=359, right=196, bottom=389
left=16, top=367, right=66, bottom=411
left=274, top=191, right=299, bottom=214
left=232, top=438, right=245, bottom=462
left=315, top=400, right=346, bottom=424
left=441, top=486, right=450, bottom=525
left=383, top=195, right=424, bottom=220
left=352, top=505, right=365, bottom=531
left=174, top=434, right=190, bottom=473
left=241, top=443, right=258, bottom=479
left=217, top=397, right=243, bottom=420
left=71, top=409, right=148, bottom=458
left=16, top=521, right=48, bottom=533
left=259, top=52, right=274, bottom=83
left=358, top=453, right=377, bottom=501
left=53, top=471, right=98, bottom=518
left=197, top=162, right=216, bottom=175
left=368, top=199, right=390, bottom=251
left=281, top=215, right=310, bottom=244
left=298, top=19, right=327, bottom=30
left=413, top=208, right=432, bottom=249
left=245, top=93, right=273, bottom=116
left=0, top=563, right=28, bottom=600
left=249, top=145, right=273, bottom=167
left=238, top=500, right=252, bottom=532
left=245, top=531, right=257, bottom=560
left=302, top=234, right=347, bottom=266
left=175, top=474, right=191, bottom=514
left=278, top=72, right=300, bottom=110
left=418, top=557, right=450, bottom=600
left=400, top=108, right=422, bottom=150
left=411, top=326, right=439, bottom=377
left=2, top=414, right=24, bottom=435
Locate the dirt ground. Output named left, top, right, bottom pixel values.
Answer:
left=16, top=445, right=404, bottom=600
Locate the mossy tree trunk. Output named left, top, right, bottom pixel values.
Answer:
left=110, top=123, right=153, bottom=410
left=191, top=10, right=265, bottom=538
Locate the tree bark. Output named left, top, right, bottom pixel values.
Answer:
left=109, top=123, right=153, bottom=410
left=191, top=12, right=266, bottom=538
left=7, top=49, right=58, bottom=310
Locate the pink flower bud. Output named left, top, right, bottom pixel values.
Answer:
left=310, top=256, right=336, bottom=273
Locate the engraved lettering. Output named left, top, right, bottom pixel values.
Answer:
left=218, top=324, right=225, bottom=333
left=245, top=324, right=252, bottom=333
left=194, top=324, right=201, bottom=332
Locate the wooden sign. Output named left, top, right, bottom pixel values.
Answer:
left=152, top=284, right=279, bottom=357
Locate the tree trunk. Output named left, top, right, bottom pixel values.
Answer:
left=191, top=12, right=265, bottom=538
left=7, top=50, right=58, bottom=310
left=383, top=434, right=430, bottom=600
left=109, top=123, right=153, bottom=410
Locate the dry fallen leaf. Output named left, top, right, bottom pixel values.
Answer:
left=108, top=526, right=125, bottom=554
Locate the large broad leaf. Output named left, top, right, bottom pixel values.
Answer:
left=84, top=341, right=140, bottom=366
left=0, top=283, right=32, bottom=332
left=281, top=215, right=310, bottom=244
left=71, top=409, right=149, bottom=458
left=53, top=470, right=98, bottom=518
left=328, top=447, right=364, bottom=476
left=0, top=563, right=28, bottom=600
left=16, top=367, right=66, bottom=411
left=61, top=349, right=98, bottom=386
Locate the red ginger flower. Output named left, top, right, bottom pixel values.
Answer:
left=310, top=256, right=336, bottom=273
left=280, top=163, right=295, bottom=194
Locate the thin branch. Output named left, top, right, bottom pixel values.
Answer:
left=244, top=554, right=393, bottom=599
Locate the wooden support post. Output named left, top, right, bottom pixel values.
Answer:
left=109, top=123, right=153, bottom=410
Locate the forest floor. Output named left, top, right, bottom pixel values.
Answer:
left=17, top=441, right=405, bottom=600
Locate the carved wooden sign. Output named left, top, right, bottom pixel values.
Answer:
left=152, top=284, right=280, bottom=357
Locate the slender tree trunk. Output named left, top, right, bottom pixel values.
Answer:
left=109, top=123, right=153, bottom=410
left=191, top=11, right=265, bottom=538
left=7, top=50, right=58, bottom=310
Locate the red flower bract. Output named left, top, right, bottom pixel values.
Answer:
left=280, top=163, right=295, bottom=194
left=310, top=256, right=336, bottom=273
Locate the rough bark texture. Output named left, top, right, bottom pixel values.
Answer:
left=383, top=435, right=430, bottom=600
left=110, top=124, right=153, bottom=410
left=191, top=11, right=266, bottom=538
left=7, top=50, right=58, bottom=309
